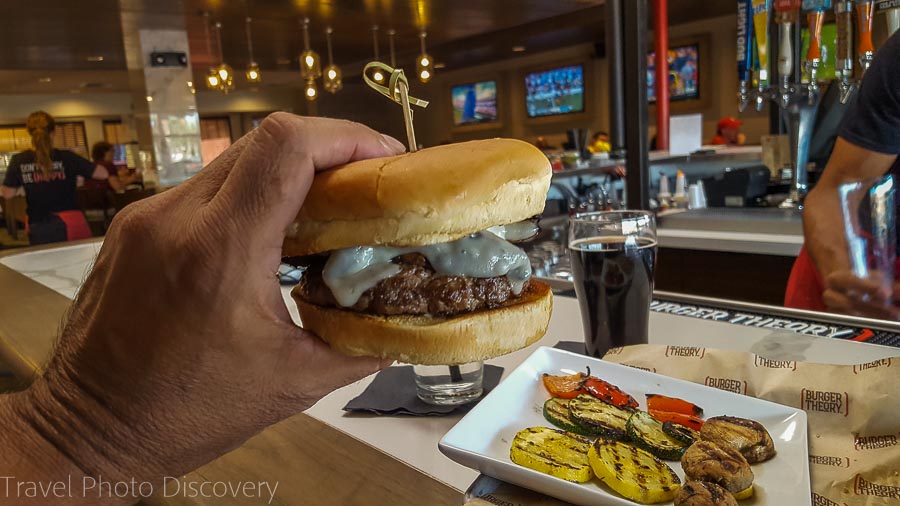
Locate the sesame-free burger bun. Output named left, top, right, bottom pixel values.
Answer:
left=283, top=138, right=551, bottom=256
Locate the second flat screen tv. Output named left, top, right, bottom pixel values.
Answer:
left=452, top=81, right=498, bottom=126
left=648, top=44, right=700, bottom=102
left=525, top=65, right=585, bottom=118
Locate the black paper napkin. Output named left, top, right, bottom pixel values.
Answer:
left=343, top=364, right=504, bottom=416
left=554, top=340, right=587, bottom=355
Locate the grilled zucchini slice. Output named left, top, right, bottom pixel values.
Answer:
left=543, top=398, right=596, bottom=437
left=662, top=420, right=700, bottom=445
left=627, top=411, right=689, bottom=460
left=568, top=394, right=631, bottom=440
left=588, top=438, right=681, bottom=504
left=509, top=427, right=594, bottom=483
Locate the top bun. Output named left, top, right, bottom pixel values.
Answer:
left=283, top=138, right=551, bottom=256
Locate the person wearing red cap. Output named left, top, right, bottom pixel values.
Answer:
left=711, top=117, right=746, bottom=146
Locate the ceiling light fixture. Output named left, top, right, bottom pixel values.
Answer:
left=86, top=55, right=104, bottom=62
left=434, top=62, right=446, bottom=69
left=304, top=78, right=318, bottom=101
left=203, top=13, right=219, bottom=91
left=213, top=22, right=235, bottom=93
left=245, top=17, right=261, bottom=83
left=370, top=25, right=384, bottom=84
left=416, top=31, right=433, bottom=83
left=388, top=29, right=397, bottom=68
left=299, top=18, right=321, bottom=80
left=323, top=27, right=342, bottom=94
left=512, top=45, right=526, bottom=52
left=38, top=77, right=52, bottom=83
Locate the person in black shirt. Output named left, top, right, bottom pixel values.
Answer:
left=800, top=31, right=900, bottom=319
left=0, top=111, right=101, bottom=245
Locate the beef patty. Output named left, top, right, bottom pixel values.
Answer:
left=295, top=253, right=532, bottom=317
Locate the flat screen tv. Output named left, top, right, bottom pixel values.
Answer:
left=451, top=80, right=498, bottom=126
left=648, top=44, right=700, bottom=102
left=525, top=65, right=585, bottom=118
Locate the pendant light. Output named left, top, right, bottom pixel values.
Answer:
left=323, top=27, right=342, bottom=93
left=299, top=18, right=321, bottom=79
left=245, top=17, right=261, bottom=83
left=203, top=13, right=220, bottom=90
left=214, top=22, right=235, bottom=93
left=388, top=29, right=397, bottom=67
left=304, top=79, right=318, bottom=101
left=371, top=25, right=385, bottom=84
left=417, top=31, right=433, bottom=83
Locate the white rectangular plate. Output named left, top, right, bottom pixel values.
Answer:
left=439, top=346, right=810, bottom=506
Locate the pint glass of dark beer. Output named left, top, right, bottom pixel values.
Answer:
left=568, top=211, right=657, bottom=357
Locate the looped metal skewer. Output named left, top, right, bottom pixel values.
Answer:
left=363, top=61, right=429, bottom=152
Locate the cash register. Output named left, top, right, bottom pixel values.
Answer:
left=701, top=166, right=772, bottom=207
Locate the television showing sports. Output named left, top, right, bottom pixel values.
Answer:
left=525, top=65, right=585, bottom=118
left=451, top=81, right=498, bottom=126
left=648, top=44, right=700, bottom=102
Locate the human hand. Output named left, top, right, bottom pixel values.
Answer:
left=9, top=114, right=405, bottom=487
left=822, top=270, right=899, bottom=320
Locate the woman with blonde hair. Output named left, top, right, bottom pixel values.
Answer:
left=1, top=111, right=101, bottom=244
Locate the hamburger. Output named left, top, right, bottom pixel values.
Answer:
left=284, top=138, right=553, bottom=365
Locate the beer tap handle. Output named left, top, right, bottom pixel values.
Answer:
left=751, top=0, right=772, bottom=111
left=738, top=0, right=755, bottom=112
left=835, top=0, right=855, bottom=103
left=802, top=1, right=830, bottom=102
left=857, top=0, right=875, bottom=74
left=775, top=0, right=801, bottom=107
left=878, top=0, right=900, bottom=37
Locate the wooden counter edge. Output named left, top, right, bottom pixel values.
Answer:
left=0, top=238, right=101, bottom=380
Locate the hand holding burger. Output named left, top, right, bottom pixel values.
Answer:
left=0, top=114, right=404, bottom=498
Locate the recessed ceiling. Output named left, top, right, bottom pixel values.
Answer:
left=0, top=0, right=734, bottom=94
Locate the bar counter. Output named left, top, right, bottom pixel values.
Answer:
left=1, top=240, right=898, bottom=504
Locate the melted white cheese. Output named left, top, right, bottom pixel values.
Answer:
left=322, top=231, right=532, bottom=307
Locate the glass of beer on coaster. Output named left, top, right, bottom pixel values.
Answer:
left=568, top=211, right=657, bottom=357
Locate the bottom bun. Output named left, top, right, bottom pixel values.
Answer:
left=291, top=281, right=553, bottom=365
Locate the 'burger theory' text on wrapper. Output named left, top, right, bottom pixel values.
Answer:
left=0, top=476, right=279, bottom=504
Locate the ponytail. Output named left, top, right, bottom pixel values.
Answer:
left=25, top=111, right=55, bottom=178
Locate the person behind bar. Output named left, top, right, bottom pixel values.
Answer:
left=87, top=141, right=141, bottom=193
left=710, top=117, right=746, bottom=146
left=790, top=31, right=900, bottom=319
left=0, top=111, right=102, bottom=245
left=0, top=114, right=404, bottom=502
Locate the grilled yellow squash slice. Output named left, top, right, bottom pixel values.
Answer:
left=588, top=438, right=681, bottom=504
left=509, top=427, right=594, bottom=483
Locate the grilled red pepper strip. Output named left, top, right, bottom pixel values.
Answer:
left=541, top=372, right=586, bottom=399
left=649, top=409, right=704, bottom=431
left=646, top=394, right=704, bottom=417
left=581, top=377, right=639, bottom=409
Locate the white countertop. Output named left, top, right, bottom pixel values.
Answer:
left=3, top=240, right=898, bottom=493
left=657, top=228, right=803, bottom=256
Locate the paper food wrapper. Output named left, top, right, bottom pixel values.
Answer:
left=465, top=344, right=899, bottom=506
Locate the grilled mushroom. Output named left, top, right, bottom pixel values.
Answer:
left=674, top=480, right=738, bottom=506
left=700, top=416, right=776, bottom=464
left=681, top=441, right=753, bottom=494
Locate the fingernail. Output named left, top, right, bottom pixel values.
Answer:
left=381, top=134, right=407, bottom=154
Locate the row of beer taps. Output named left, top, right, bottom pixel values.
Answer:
left=737, top=0, right=899, bottom=114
